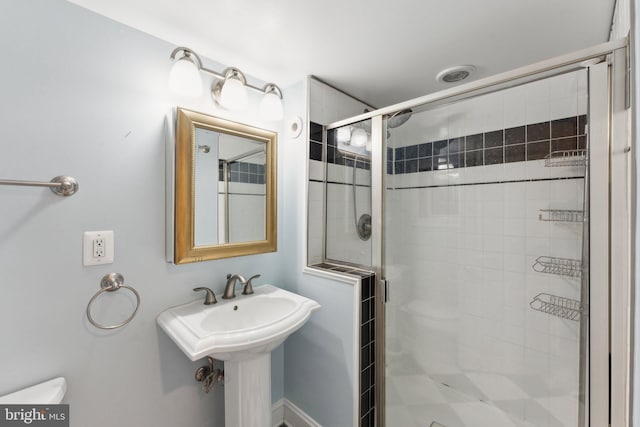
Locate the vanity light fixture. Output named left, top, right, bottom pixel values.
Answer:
left=169, top=47, right=284, bottom=120
left=259, top=84, right=284, bottom=121
left=168, top=49, right=203, bottom=97
left=213, top=68, right=249, bottom=111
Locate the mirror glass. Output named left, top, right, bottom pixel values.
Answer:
left=173, top=108, right=276, bottom=264
left=194, top=128, right=267, bottom=245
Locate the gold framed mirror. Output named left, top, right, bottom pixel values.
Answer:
left=173, top=108, right=276, bottom=264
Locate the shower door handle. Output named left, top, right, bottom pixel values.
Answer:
left=379, top=278, right=389, bottom=303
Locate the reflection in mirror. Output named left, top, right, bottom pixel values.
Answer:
left=194, top=129, right=267, bottom=245
left=173, top=108, right=276, bottom=264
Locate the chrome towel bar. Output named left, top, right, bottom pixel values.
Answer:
left=0, top=175, right=78, bottom=196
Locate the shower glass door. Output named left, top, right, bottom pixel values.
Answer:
left=382, top=69, right=590, bottom=427
left=325, top=118, right=373, bottom=267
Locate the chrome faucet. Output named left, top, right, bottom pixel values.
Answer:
left=222, top=274, right=261, bottom=299
left=193, top=287, right=217, bottom=305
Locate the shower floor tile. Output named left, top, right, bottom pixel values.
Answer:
left=534, top=396, right=579, bottom=427
left=407, top=403, right=465, bottom=427
left=430, top=374, right=488, bottom=402
left=386, top=404, right=418, bottom=426
left=386, top=353, right=427, bottom=375
left=507, top=374, right=553, bottom=398
left=493, top=399, right=565, bottom=427
left=466, top=372, right=529, bottom=400
left=385, top=363, right=578, bottom=427
left=390, top=375, right=448, bottom=405
left=451, top=401, right=520, bottom=427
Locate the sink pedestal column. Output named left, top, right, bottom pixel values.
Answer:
left=224, top=352, right=271, bottom=427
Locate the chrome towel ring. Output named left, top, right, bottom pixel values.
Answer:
left=87, top=273, right=140, bottom=330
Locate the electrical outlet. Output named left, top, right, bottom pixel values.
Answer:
left=83, top=230, right=114, bottom=266
left=93, top=238, right=105, bottom=258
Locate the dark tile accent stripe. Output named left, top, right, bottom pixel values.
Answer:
left=311, top=116, right=587, bottom=175
left=310, top=121, right=323, bottom=142
left=485, top=147, right=503, bottom=165
left=391, top=114, right=586, bottom=174
left=465, top=150, right=483, bottom=167
left=527, top=121, right=550, bottom=142
left=219, top=161, right=265, bottom=184
left=465, top=134, right=483, bottom=151
left=505, top=144, right=525, bottom=163
left=359, top=273, right=376, bottom=426
left=527, top=140, right=550, bottom=161
left=505, top=126, right=525, bottom=145
left=310, top=141, right=323, bottom=161
left=551, top=117, right=577, bottom=138
left=485, top=130, right=504, bottom=148
left=308, top=260, right=378, bottom=425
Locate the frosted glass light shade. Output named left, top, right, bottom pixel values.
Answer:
left=336, top=126, right=352, bottom=144
left=220, top=77, right=249, bottom=111
left=350, top=128, right=368, bottom=147
left=259, top=91, right=284, bottom=121
left=169, top=58, right=203, bottom=97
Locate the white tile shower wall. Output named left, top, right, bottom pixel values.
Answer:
left=309, top=78, right=373, bottom=126
left=325, top=161, right=373, bottom=266
left=308, top=77, right=374, bottom=266
left=325, top=182, right=372, bottom=266
left=385, top=71, right=587, bottom=426
left=387, top=177, right=584, bottom=422
left=217, top=183, right=266, bottom=242
left=307, top=179, right=324, bottom=265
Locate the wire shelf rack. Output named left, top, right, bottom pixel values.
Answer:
left=538, top=209, right=584, bottom=222
left=532, top=256, right=582, bottom=278
left=529, top=293, right=583, bottom=321
left=544, top=149, right=587, bottom=167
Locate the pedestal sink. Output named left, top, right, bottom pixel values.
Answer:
left=157, top=285, right=320, bottom=427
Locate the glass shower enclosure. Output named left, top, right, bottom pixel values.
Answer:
left=381, top=69, right=589, bottom=427
left=320, top=39, right=626, bottom=427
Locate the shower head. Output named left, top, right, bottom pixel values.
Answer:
left=388, top=109, right=413, bottom=128
left=362, top=108, right=412, bottom=129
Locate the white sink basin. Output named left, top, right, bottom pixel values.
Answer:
left=157, top=284, right=320, bottom=361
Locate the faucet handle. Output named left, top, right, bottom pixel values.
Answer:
left=193, top=287, right=217, bottom=305
left=243, top=274, right=261, bottom=295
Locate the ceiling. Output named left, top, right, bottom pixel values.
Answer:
left=67, top=0, right=616, bottom=108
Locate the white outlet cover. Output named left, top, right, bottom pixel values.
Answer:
left=83, top=230, right=114, bottom=266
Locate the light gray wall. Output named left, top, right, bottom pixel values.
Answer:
left=0, top=1, right=287, bottom=426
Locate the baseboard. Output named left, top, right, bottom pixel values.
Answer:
left=272, top=398, right=321, bottom=427
left=272, top=399, right=286, bottom=427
